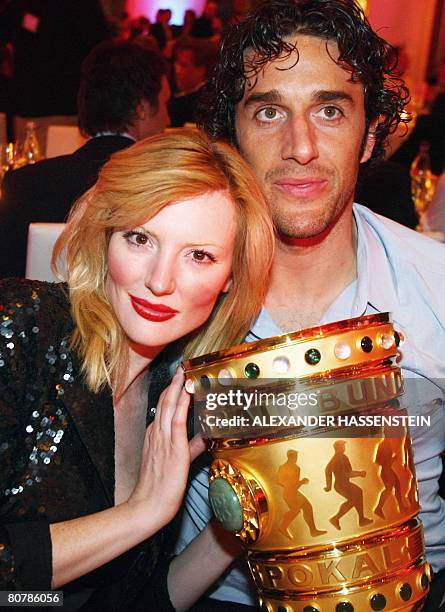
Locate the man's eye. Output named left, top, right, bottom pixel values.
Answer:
left=256, top=107, right=280, bottom=121
left=321, top=106, right=342, bottom=119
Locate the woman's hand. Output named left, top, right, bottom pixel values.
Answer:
left=128, top=367, right=206, bottom=526
left=51, top=367, right=205, bottom=589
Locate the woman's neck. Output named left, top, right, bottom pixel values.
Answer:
left=115, top=341, right=166, bottom=401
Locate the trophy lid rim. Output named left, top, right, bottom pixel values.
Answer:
left=182, top=312, right=392, bottom=371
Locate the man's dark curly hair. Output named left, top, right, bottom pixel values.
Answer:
left=198, top=0, right=409, bottom=165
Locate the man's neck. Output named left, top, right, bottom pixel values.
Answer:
left=265, top=207, right=357, bottom=331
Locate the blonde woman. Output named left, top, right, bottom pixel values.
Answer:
left=0, top=129, right=273, bottom=609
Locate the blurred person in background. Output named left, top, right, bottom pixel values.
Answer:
left=0, top=40, right=170, bottom=279
left=190, top=0, right=222, bottom=41
left=355, top=160, right=418, bottom=229
left=169, top=37, right=219, bottom=127
left=128, top=16, right=151, bottom=40
left=422, top=171, right=445, bottom=233
left=228, top=0, right=248, bottom=27
left=0, top=42, right=13, bottom=140
left=391, top=92, right=445, bottom=176
left=0, top=0, right=110, bottom=150
left=150, top=8, right=173, bottom=52
left=179, top=9, right=197, bottom=38
left=424, top=59, right=445, bottom=113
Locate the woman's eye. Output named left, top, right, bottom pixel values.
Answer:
left=191, top=249, right=216, bottom=263
left=123, top=230, right=149, bottom=246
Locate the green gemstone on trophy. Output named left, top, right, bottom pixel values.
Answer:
left=209, top=478, right=244, bottom=532
left=370, top=593, right=386, bottom=610
left=305, top=348, right=321, bottom=365
left=421, top=573, right=429, bottom=589
left=244, top=362, right=260, bottom=379
left=399, top=583, right=412, bottom=601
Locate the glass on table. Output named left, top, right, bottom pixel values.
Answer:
left=0, top=142, right=16, bottom=178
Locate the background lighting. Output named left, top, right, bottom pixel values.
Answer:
left=126, top=0, right=207, bottom=26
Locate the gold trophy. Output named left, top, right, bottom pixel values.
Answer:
left=183, top=313, right=431, bottom=612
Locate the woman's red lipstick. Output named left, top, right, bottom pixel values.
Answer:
left=129, top=294, right=178, bottom=322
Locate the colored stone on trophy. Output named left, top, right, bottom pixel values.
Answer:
left=217, top=368, right=233, bottom=385
left=200, top=375, right=211, bottom=389
left=380, top=333, right=394, bottom=349
left=209, top=477, right=244, bottom=532
left=273, top=356, right=291, bottom=374
left=336, top=603, right=353, bottom=612
left=399, top=583, right=412, bottom=601
left=394, top=331, right=401, bottom=347
left=370, top=593, right=386, bottom=610
left=244, top=362, right=260, bottom=379
left=360, top=336, right=373, bottom=353
left=421, top=573, right=429, bottom=590
left=303, top=607, right=319, bottom=612
left=305, top=348, right=321, bottom=365
left=334, top=341, right=351, bottom=360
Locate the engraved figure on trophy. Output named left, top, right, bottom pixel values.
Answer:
left=374, top=436, right=407, bottom=518
left=403, top=432, right=420, bottom=506
left=324, top=440, right=373, bottom=530
left=277, top=449, right=326, bottom=539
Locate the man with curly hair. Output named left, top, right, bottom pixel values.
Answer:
left=171, top=1, right=445, bottom=610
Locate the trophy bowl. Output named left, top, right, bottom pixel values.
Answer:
left=183, top=313, right=431, bottom=612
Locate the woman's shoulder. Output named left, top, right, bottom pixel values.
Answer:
left=0, top=278, right=70, bottom=317
left=0, top=278, right=73, bottom=352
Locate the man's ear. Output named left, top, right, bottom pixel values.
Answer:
left=360, top=118, right=378, bottom=164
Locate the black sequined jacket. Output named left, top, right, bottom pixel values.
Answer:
left=0, top=279, right=174, bottom=610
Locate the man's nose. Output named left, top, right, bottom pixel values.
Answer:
left=281, top=115, right=318, bottom=165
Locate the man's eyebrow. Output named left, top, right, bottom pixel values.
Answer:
left=312, top=90, right=354, bottom=104
left=243, top=89, right=283, bottom=107
left=242, top=89, right=355, bottom=108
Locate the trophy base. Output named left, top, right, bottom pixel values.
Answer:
left=258, top=560, right=431, bottom=612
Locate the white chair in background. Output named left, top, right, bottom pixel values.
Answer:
left=45, top=125, right=87, bottom=158
left=25, top=223, right=66, bottom=282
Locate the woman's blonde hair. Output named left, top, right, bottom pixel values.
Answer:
left=53, top=128, right=274, bottom=393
